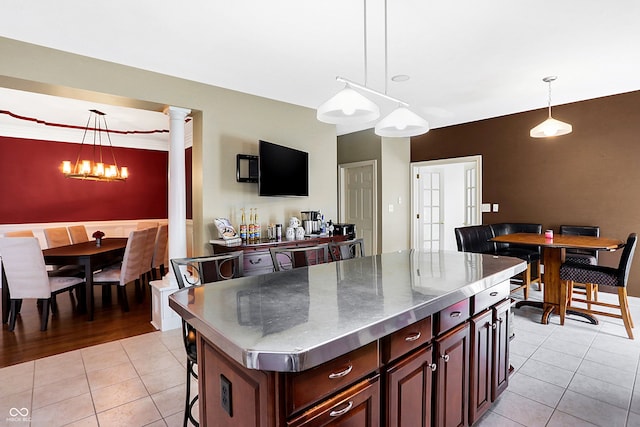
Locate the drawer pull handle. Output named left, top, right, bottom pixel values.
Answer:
left=429, top=363, right=437, bottom=372
left=450, top=311, right=461, bottom=318
left=405, top=332, right=422, bottom=342
left=441, top=354, right=450, bottom=363
left=328, top=365, right=353, bottom=379
left=249, top=258, right=262, bottom=265
left=329, top=401, right=353, bottom=417
left=490, top=291, right=498, bottom=297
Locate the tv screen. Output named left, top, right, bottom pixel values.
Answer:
left=259, top=140, right=308, bottom=197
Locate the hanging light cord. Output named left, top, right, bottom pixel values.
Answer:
left=547, top=80, right=553, bottom=118
left=384, top=0, right=388, bottom=96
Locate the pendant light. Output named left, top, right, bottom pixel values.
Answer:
left=317, top=84, right=380, bottom=124
left=373, top=0, right=429, bottom=138
left=530, top=76, right=572, bottom=138
left=317, top=0, right=379, bottom=125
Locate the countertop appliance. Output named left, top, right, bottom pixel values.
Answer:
left=333, top=223, right=356, bottom=239
left=301, top=210, right=321, bottom=234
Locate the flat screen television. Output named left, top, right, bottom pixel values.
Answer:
left=259, top=140, right=308, bottom=197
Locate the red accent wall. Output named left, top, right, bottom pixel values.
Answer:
left=0, top=136, right=168, bottom=224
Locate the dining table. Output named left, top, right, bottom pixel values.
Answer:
left=42, top=237, right=128, bottom=321
left=491, top=233, right=623, bottom=325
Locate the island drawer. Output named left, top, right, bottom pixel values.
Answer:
left=285, top=341, right=379, bottom=416
left=381, top=316, right=432, bottom=363
left=472, top=280, right=510, bottom=314
left=435, top=298, right=470, bottom=335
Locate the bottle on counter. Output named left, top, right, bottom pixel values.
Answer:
left=239, top=208, right=247, bottom=243
left=254, top=209, right=261, bottom=242
left=248, top=208, right=255, bottom=243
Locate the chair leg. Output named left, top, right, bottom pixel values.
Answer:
left=118, top=285, right=130, bottom=312
left=40, top=298, right=50, bottom=331
left=618, top=288, right=634, bottom=339
left=522, top=265, right=531, bottom=300
left=8, top=299, right=19, bottom=331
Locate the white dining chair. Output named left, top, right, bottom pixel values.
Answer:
left=92, top=228, right=148, bottom=312
left=0, top=237, right=85, bottom=331
left=151, top=224, right=168, bottom=280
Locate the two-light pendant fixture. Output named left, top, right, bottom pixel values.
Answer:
left=316, top=0, right=429, bottom=138
left=530, top=76, right=573, bottom=138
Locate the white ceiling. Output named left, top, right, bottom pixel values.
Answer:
left=1, top=0, right=639, bottom=141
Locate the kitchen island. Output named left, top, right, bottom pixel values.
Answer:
left=169, top=250, right=526, bottom=426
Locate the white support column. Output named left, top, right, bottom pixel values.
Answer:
left=165, top=106, right=191, bottom=262
left=151, top=105, right=191, bottom=331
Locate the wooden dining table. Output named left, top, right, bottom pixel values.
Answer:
left=491, top=233, right=623, bottom=324
left=42, top=237, right=128, bottom=321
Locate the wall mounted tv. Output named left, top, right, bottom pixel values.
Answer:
left=259, top=140, right=309, bottom=197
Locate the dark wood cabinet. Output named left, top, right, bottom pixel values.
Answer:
left=468, top=298, right=510, bottom=425
left=434, top=323, right=470, bottom=427
left=386, top=344, right=435, bottom=427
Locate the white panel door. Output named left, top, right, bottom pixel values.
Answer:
left=339, top=161, right=377, bottom=256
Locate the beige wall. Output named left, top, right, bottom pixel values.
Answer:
left=337, top=129, right=411, bottom=253
left=0, top=37, right=338, bottom=255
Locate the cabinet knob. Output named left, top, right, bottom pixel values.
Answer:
left=328, top=364, right=353, bottom=379
left=405, top=332, right=422, bottom=342
left=441, top=354, right=450, bottom=363
left=429, top=362, right=437, bottom=372
left=329, top=401, right=354, bottom=417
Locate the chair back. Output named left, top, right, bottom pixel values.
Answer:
left=68, top=225, right=89, bottom=244
left=0, top=237, right=51, bottom=299
left=44, top=227, right=71, bottom=248
left=454, top=225, right=496, bottom=253
left=490, top=223, right=542, bottom=251
left=4, top=230, right=35, bottom=237
left=151, top=224, right=169, bottom=270
left=329, top=238, right=365, bottom=261
left=171, top=251, right=244, bottom=289
left=270, top=244, right=329, bottom=271
left=120, top=229, right=149, bottom=286
left=140, top=226, right=158, bottom=276
left=559, top=225, right=600, bottom=260
left=617, top=233, right=637, bottom=287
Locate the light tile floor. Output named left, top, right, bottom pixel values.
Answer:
left=1, top=287, right=640, bottom=426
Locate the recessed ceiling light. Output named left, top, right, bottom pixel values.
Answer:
left=391, top=75, right=410, bottom=82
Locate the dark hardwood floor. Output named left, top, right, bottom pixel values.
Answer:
left=1, top=283, right=156, bottom=368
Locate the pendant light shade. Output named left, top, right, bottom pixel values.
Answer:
left=529, top=117, right=572, bottom=138
left=317, top=84, right=380, bottom=125
left=530, top=76, right=572, bottom=138
left=374, top=106, right=430, bottom=137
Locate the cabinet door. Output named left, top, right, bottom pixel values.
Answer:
left=386, top=345, right=434, bottom=427
left=492, top=299, right=510, bottom=401
left=435, top=323, right=470, bottom=427
left=469, top=310, right=493, bottom=425
left=287, top=375, right=380, bottom=427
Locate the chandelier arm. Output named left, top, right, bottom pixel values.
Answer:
left=73, top=114, right=93, bottom=174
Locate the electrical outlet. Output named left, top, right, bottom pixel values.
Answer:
left=221, top=374, right=233, bottom=416
left=388, top=204, right=394, bottom=213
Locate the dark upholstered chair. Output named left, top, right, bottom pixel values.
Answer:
left=454, top=223, right=542, bottom=300
left=559, top=225, right=600, bottom=307
left=171, top=251, right=244, bottom=427
left=559, top=233, right=636, bottom=339
left=270, top=244, right=329, bottom=271
left=329, top=238, right=365, bottom=261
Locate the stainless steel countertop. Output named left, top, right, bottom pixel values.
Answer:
left=168, top=250, right=526, bottom=372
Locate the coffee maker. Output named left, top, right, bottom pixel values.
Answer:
left=300, top=211, right=321, bottom=234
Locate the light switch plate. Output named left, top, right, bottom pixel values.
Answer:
left=492, top=204, right=499, bottom=212
left=481, top=203, right=491, bottom=213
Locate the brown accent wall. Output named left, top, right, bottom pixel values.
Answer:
left=412, top=90, right=640, bottom=296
